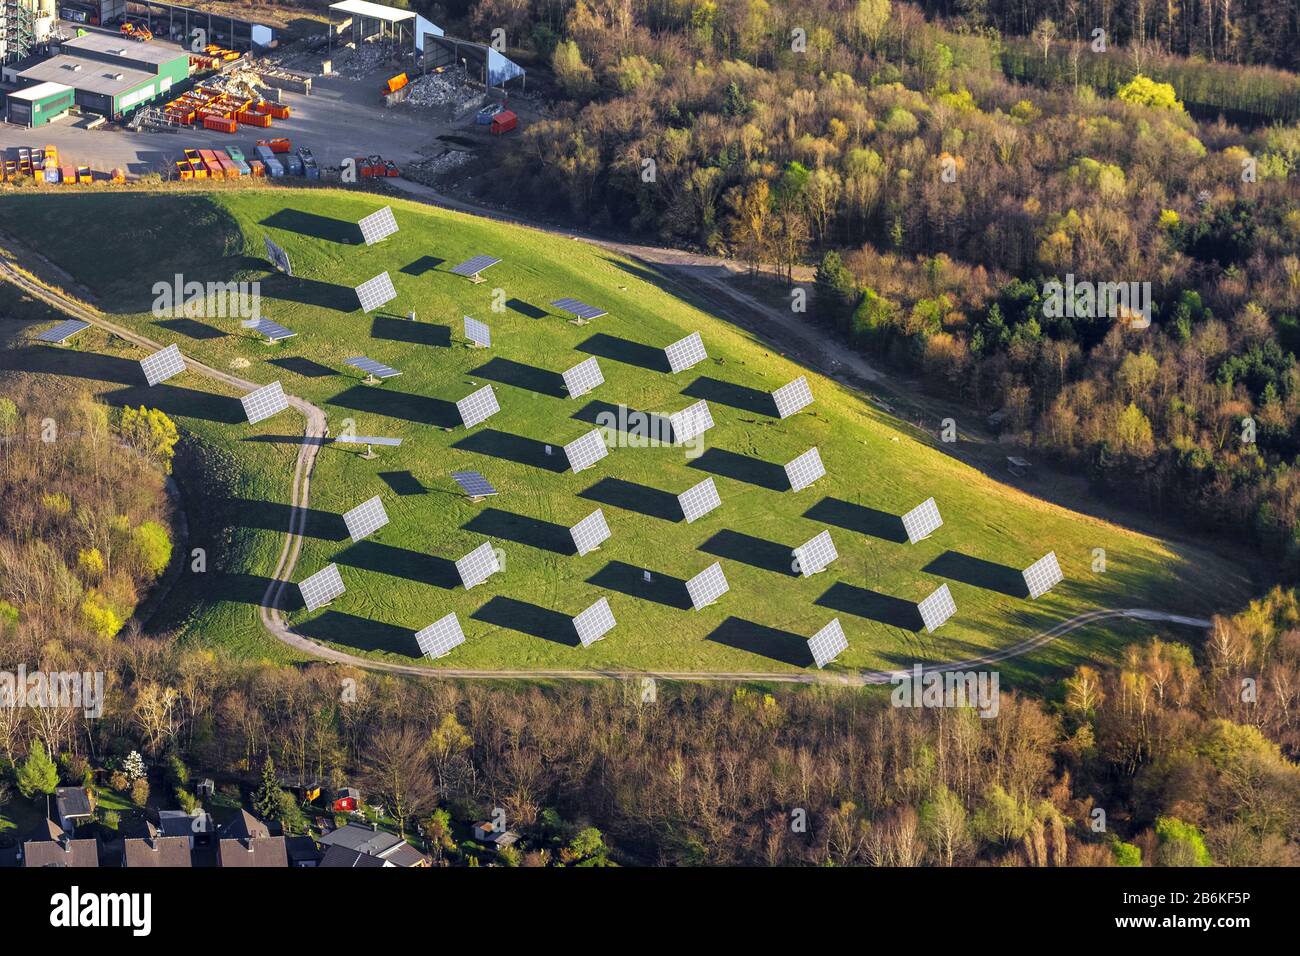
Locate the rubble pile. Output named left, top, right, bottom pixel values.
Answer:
left=404, top=149, right=475, bottom=185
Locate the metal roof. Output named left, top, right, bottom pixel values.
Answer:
left=7, top=81, right=74, bottom=101
left=18, top=56, right=157, bottom=97
left=329, top=0, right=416, bottom=22
left=60, top=31, right=189, bottom=68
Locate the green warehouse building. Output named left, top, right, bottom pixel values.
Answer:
left=5, top=81, right=76, bottom=127
left=15, top=29, right=190, bottom=119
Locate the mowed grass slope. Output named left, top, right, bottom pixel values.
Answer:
left=0, top=188, right=1253, bottom=679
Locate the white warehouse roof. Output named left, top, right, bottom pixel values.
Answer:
left=8, top=81, right=74, bottom=101
left=329, top=0, right=415, bottom=22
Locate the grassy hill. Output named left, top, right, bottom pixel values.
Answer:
left=0, top=186, right=1255, bottom=681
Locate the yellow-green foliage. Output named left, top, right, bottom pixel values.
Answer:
left=81, top=590, right=124, bottom=638
left=131, top=520, right=172, bottom=577
left=42, top=492, right=71, bottom=517
left=77, top=547, right=106, bottom=580
left=1117, top=74, right=1183, bottom=112
left=119, top=406, right=179, bottom=474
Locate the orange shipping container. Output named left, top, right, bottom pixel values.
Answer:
left=268, top=104, right=290, bottom=120
left=237, top=111, right=271, bottom=128
left=61, top=165, right=76, bottom=184
left=202, top=115, right=237, bottom=133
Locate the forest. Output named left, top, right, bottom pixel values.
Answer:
left=419, top=0, right=1300, bottom=572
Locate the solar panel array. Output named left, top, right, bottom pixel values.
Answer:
left=246, top=317, right=296, bottom=342
left=572, top=597, right=616, bottom=647
left=241, top=381, right=288, bottom=425
left=784, top=447, right=826, bottom=492
left=456, top=384, right=500, bottom=428
left=664, top=332, right=707, bottom=374
left=335, top=435, right=403, bottom=448
left=678, top=477, right=721, bottom=524
left=415, top=613, right=466, bottom=659
left=552, top=298, right=607, bottom=321
left=564, top=429, right=608, bottom=474
left=1023, top=551, right=1063, bottom=599
left=342, top=496, right=389, bottom=543
left=450, top=255, right=501, bottom=278
left=298, top=564, right=345, bottom=612
left=456, top=541, right=501, bottom=590
left=917, top=583, right=956, bottom=633
left=464, top=315, right=491, bottom=348
left=358, top=206, right=398, bottom=245
left=685, top=562, right=729, bottom=610
left=355, top=272, right=397, bottom=313
left=345, top=356, right=402, bottom=380
left=569, top=509, right=611, bottom=556
left=140, top=344, right=184, bottom=387
left=793, top=530, right=838, bottom=577
left=772, top=376, right=813, bottom=419
left=37, top=319, right=90, bottom=344
left=901, top=497, right=943, bottom=544
left=451, top=470, right=498, bottom=498
left=669, top=400, right=715, bottom=444
left=808, top=618, right=848, bottom=669
left=562, top=357, right=604, bottom=398
left=263, top=235, right=293, bottom=275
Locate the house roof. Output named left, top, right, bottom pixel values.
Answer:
left=55, top=786, right=93, bottom=819
left=382, top=842, right=428, bottom=867
left=319, top=844, right=389, bottom=868
left=285, top=835, right=322, bottom=865
left=23, top=823, right=98, bottom=868
left=123, top=835, right=193, bottom=868
left=220, top=809, right=271, bottom=841
left=7, top=81, right=74, bottom=102
left=60, top=31, right=189, bottom=68
left=157, top=809, right=205, bottom=839
left=18, top=56, right=158, bottom=98
left=317, top=820, right=402, bottom=856
left=217, top=836, right=288, bottom=868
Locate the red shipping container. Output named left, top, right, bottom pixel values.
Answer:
left=202, top=115, right=237, bottom=133
left=60, top=165, right=76, bottom=184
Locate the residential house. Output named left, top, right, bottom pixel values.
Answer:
left=319, top=844, right=390, bottom=868
left=122, top=822, right=193, bottom=868
left=316, top=820, right=427, bottom=867
left=216, top=809, right=287, bottom=868
left=473, top=820, right=520, bottom=853
left=22, top=819, right=99, bottom=868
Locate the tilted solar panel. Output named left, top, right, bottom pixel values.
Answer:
left=562, top=357, right=604, bottom=398
left=298, top=564, right=345, bottom=612
left=569, top=509, right=611, bottom=556
left=572, top=597, right=616, bottom=647
left=37, top=319, right=90, bottom=344
left=355, top=272, right=397, bottom=313
left=456, top=541, right=501, bottom=589
left=358, top=206, right=398, bottom=245
left=415, top=613, right=466, bottom=659
left=917, top=583, right=956, bottom=633
left=772, top=376, right=813, bottom=419
left=784, top=447, right=826, bottom=492
left=342, top=496, right=389, bottom=543
left=1022, top=552, right=1063, bottom=599
left=241, top=381, right=288, bottom=425
left=664, top=331, right=707, bottom=373
left=678, top=477, right=721, bottom=524
left=685, top=562, right=729, bottom=610
left=451, top=471, right=498, bottom=498
left=456, top=385, right=500, bottom=428
left=901, top=497, right=943, bottom=544
left=140, top=344, right=185, bottom=387
left=563, top=429, right=608, bottom=474
left=793, top=530, right=838, bottom=577
left=808, top=618, right=848, bottom=668
left=669, top=400, right=715, bottom=444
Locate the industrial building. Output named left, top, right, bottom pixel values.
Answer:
left=12, top=28, right=190, bottom=117
left=4, top=76, right=72, bottom=123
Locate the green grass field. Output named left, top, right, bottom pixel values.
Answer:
left=0, top=187, right=1256, bottom=682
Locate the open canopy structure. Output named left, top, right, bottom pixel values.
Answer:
left=328, top=0, right=443, bottom=53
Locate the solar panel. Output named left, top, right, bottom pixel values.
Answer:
left=784, top=447, right=826, bottom=492
left=263, top=235, right=293, bottom=276
left=355, top=272, right=397, bottom=313
left=901, top=497, right=943, bottom=544
left=563, top=429, right=608, bottom=474
left=140, top=344, right=184, bottom=387
left=793, top=530, right=838, bottom=577
left=572, top=597, right=616, bottom=647
left=451, top=471, right=498, bottom=498
left=37, top=319, right=90, bottom=344
left=1023, top=552, right=1063, bottom=599
left=552, top=298, right=607, bottom=321
left=463, top=315, right=491, bottom=348
left=342, top=495, right=389, bottom=543
left=678, top=477, right=721, bottom=524
left=772, top=376, right=813, bottom=419
left=245, top=317, right=297, bottom=342
left=455, top=541, right=501, bottom=590
left=241, top=381, right=288, bottom=425
left=345, top=356, right=402, bottom=380
left=569, top=509, right=610, bottom=556
left=456, top=384, right=500, bottom=428
left=298, top=564, right=345, bottom=612
left=333, top=436, right=403, bottom=447
left=415, top=612, right=465, bottom=659
left=450, top=255, right=501, bottom=280
left=669, top=400, right=715, bottom=444
left=685, top=562, right=729, bottom=610
left=664, top=332, right=707, bottom=374
left=917, top=583, right=956, bottom=633
left=562, top=357, right=604, bottom=398
left=808, top=618, right=848, bottom=669
left=358, top=206, right=398, bottom=245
